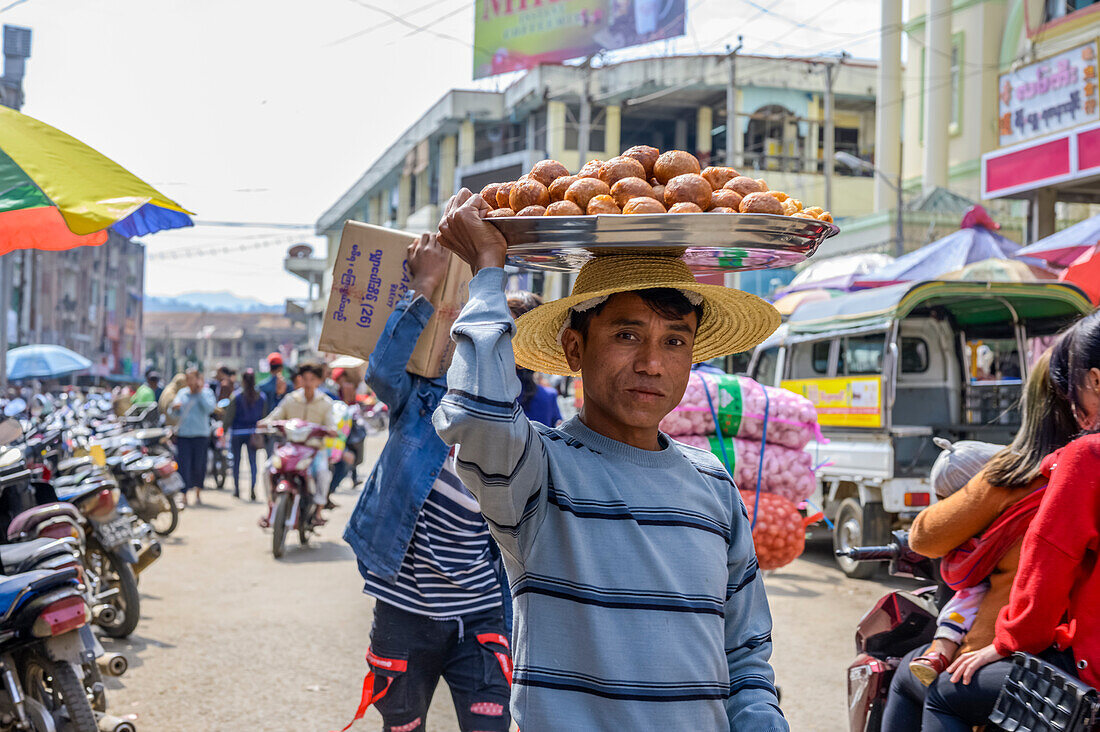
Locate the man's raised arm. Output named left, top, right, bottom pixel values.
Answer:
left=431, top=190, right=549, bottom=560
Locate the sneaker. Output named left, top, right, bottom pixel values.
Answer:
left=909, top=651, right=950, bottom=687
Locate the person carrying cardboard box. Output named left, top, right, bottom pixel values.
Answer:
left=337, top=233, right=514, bottom=732
left=432, top=189, right=789, bottom=730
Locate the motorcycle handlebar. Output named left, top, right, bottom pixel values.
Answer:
left=835, top=544, right=900, bottom=561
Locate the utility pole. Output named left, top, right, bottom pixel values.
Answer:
left=0, top=25, right=32, bottom=392
left=820, top=52, right=849, bottom=214
left=577, top=56, right=594, bottom=164
left=724, top=37, right=744, bottom=168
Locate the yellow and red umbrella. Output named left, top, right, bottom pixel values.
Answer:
left=1059, top=245, right=1100, bottom=305
left=0, top=105, right=193, bottom=256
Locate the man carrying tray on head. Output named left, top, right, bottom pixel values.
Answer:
left=434, top=189, right=789, bottom=731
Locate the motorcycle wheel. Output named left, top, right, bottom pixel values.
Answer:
left=88, top=548, right=141, bottom=638
left=214, top=457, right=226, bottom=490
left=272, top=494, right=289, bottom=559
left=833, top=498, right=891, bottom=580
left=151, top=493, right=180, bottom=536
left=298, top=502, right=313, bottom=547
left=21, top=654, right=97, bottom=732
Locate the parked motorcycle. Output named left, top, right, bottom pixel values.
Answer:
left=207, top=405, right=230, bottom=491
left=263, top=420, right=332, bottom=559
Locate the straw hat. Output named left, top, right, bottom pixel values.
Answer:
left=513, top=255, right=781, bottom=375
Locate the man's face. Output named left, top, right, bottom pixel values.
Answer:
left=185, top=372, right=202, bottom=392
left=300, top=372, right=322, bottom=394
left=562, top=292, right=697, bottom=432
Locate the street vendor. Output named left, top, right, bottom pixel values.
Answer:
left=433, top=189, right=788, bottom=730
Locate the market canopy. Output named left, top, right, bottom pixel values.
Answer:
left=940, top=257, right=1057, bottom=283
left=5, top=344, right=92, bottom=381
left=787, top=281, right=1093, bottom=337
left=1015, top=213, right=1100, bottom=267
left=775, top=252, right=894, bottom=295
left=0, top=105, right=194, bottom=255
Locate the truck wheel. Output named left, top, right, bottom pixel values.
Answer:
left=833, top=498, right=891, bottom=579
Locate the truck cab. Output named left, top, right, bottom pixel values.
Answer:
left=746, top=280, right=1092, bottom=577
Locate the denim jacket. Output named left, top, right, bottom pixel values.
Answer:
left=343, top=290, right=512, bottom=626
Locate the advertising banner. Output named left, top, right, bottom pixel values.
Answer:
left=780, top=376, right=883, bottom=428
left=998, top=40, right=1100, bottom=147
left=474, top=0, right=686, bottom=80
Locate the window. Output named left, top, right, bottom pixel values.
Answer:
left=840, top=335, right=885, bottom=375
left=1046, top=0, right=1100, bottom=20
left=901, top=337, right=930, bottom=373
left=754, top=347, right=780, bottom=385
left=812, top=341, right=831, bottom=374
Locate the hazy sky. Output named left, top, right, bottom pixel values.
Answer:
left=4, top=0, right=882, bottom=303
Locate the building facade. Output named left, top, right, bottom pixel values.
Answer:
left=316, top=53, right=881, bottom=300
left=143, top=311, right=307, bottom=377
left=9, top=231, right=146, bottom=379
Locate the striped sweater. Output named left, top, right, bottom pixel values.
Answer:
left=433, top=268, right=787, bottom=731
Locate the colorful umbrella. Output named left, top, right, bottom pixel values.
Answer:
left=1016, top=213, right=1100, bottom=267
left=1058, top=245, right=1100, bottom=305
left=6, top=345, right=92, bottom=381
left=940, top=257, right=1057, bottom=283
left=0, top=105, right=194, bottom=256
left=772, top=288, right=840, bottom=316
left=855, top=223, right=1027, bottom=288
left=776, top=253, right=895, bottom=296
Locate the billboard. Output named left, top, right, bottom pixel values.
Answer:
left=474, top=0, right=686, bottom=80
left=998, top=40, right=1100, bottom=147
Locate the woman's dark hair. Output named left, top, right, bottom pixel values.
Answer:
left=241, top=369, right=259, bottom=405
left=1051, top=310, right=1100, bottom=417
left=568, top=288, right=704, bottom=338
left=984, top=350, right=1077, bottom=489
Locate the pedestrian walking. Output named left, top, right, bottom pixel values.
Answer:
left=338, top=233, right=513, bottom=732
left=170, top=367, right=216, bottom=506
left=259, top=352, right=291, bottom=460
left=328, top=367, right=364, bottom=496
left=225, top=369, right=267, bottom=501
left=434, top=191, right=787, bottom=730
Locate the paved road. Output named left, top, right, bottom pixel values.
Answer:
left=107, top=434, right=912, bottom=731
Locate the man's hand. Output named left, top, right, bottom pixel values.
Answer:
left=437, top=189, right=508, bottom=274
left=407, top=232, right=449, bottom=296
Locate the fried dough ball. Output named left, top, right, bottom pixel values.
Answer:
left=509, top=179, right=551, bottom=211
left=701, top=166, right=740, bottom=191
left=663, top=173, right=712, bottom=210
left=723, top=176, right=767, bottom=197
left=480, top=183, right=503, bottom=209
left=651, top=183, right=666, bottom=202
left=548, top=175, right=579, bottom=202
left=782, top=199, right=804, bottom=216
left=529, top=160, right=570, bottom=187
left=565, top=178, right=611, bottom=211
left=803, top=206, right=825, bottom=217
left=610, top=177, right=656, bottom=209
left=578, top=160, right=604, bottom=179
left=756, top=178, right=769, bottom=191
left=668, top=202, right=704, bottom=214
left=496, top=182, right=517, bottom=209
left=790, top=212, right=816, bottom=220
left=709, top=206, right=737, bottom=213
left=768, top=191, right=790, bottom=203
left=621, top=145, right=660, bottom=178
left=486, top=208, right=516, bottom=218
left=653, top=150, right=702, bottom=184
left=586, top=195, right=621, bottom=215
left=740, top=191, right=784, bottom=215
left=516, top=205, right=547, bottom=217
left=545, top=200, right=584, bottom=216
left=817, top=211, right=834, bottom=223
left=622, top=197, right=667, bottom=214
left=710, top=188, right=743, bottom=211
left=599, top=156, right=648, bottom=188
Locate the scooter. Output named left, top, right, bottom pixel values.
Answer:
left=263, top=420, right=332, bottom=559
left=837, top=531, right=944, bottom=732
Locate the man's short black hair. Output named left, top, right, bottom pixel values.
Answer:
left=296, top=361, right=324, bottom=380
left=216, top=364, right=236, bottom=377
left=568, top=288, right=704, bottom=339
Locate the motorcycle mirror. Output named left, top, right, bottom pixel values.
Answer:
left=0, top=418, right=23, bottom=446
left=3, top=398, right=26, bottom=417
left=216, top=398, right=231, bottom=409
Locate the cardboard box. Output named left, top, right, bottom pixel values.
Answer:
left=318, top=221, right=472, bottom=379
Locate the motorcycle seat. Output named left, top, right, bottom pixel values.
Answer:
left=0, top=538, right=69, bottom=574
left=7, top=503, right=83, bottom=541
left=56, top=482, right=109, bottom=505
left=0, top=569, right=76, bottom=619
left=57, top=456, right=93, bottom=474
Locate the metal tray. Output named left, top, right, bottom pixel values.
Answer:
left=491, top=212, right=838, bottom=274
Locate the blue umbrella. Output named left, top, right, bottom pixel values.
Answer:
left=6, top=345, right=92, bottom=380
left=1015, top=213, right=1100, bottom=267
left=854, top=224, right=1027, bottom=288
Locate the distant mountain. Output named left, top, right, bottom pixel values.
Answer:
left=145, top=292, right=283, bottom=313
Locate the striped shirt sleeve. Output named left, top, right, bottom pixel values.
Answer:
left=432, top=267, right=549, bottom=561
left=725, top=491, right=788, bottom=731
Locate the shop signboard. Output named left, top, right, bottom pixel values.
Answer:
left=998, top=40, right=1099, bottom=147
left=780, top=376, right=883, bottom=428
left=474, top=0, right=686, bottom=80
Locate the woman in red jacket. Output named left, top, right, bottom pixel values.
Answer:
left=924, top=312, right=1100, bottom=731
